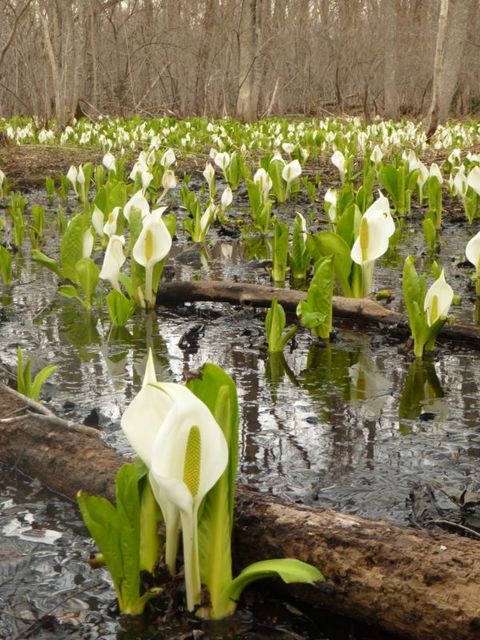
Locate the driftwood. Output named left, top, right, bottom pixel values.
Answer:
left=157, top=280, right=480, bottom=348
left=1, top=383, right=480, bottom=639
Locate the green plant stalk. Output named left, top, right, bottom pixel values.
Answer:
left=0, top=245, right=13, bottom=284
left=272, top=220, right=289, bottom=282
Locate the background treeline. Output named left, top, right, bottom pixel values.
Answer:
left=0, top=0, right=477, bottom=127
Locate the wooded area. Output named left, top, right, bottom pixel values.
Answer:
left=0, top=1, right=478, bottom=126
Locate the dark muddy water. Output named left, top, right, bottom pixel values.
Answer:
left=0, top=185, right=479, bottom=638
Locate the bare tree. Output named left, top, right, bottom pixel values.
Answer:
left=0, top=0, right=479, bottom=125
left=427, top=0, right=473, bottom=136
left=236, top=0, right=263, bottom=121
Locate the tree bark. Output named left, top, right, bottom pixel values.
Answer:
left=1, top=382, right=480, bottom=640
left=236, top=0, right=263, bottom=121
left=426, top=0, right=471, bottom=136
left=383, top=0, right=399, bottom=119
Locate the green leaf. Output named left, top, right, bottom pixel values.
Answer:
left=138, top=477, right=162, bottom=573
left=58, top=284, right=81, bottom=300
left=310, top=231, right=352, bottom=296
left=379, top=164, right=401, bottom=212
left=272, top=218, right=289, bottom=282
left=297, top=257, right=334, bottom=340
left=75, top=258, right=100, bottom=307
left=187, top=364, right=239, bottom=619
left=106, top=289, right=135, bottom=326
left=268, top=159, right=286, bottom=203
left=31, top=365, right=57, bottom=401
left=226, top=558, right=324, bottom=603
left=77, top=492, right=123, bottom=594
left=0, top=245, right=13, bottom=284
left=60, top=213, right=86, bottom=284
left=115, top=463, right=141, bottom=611
left=422, top=217, right=437, bottom=253
left=32, top=249, right=60, bottom=276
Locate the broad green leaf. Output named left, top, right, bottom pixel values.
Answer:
left=58, top=284, right=81, bottom=300
left=265, top=298, right=296, bottom=353
left=31, top=365, right=57, bottom=401
left=268, top=159, right=286, bottom=203
left=77, top=492, right=123, bottom=593
left=188, top=364, right=239, bottom=619
left=106, top=289, right=135, bottom=326
left=75, top=258, right=100, bottom=307
left=310, top=231, right=352, bottom=296
left=32, top=249, right=60, bottom=276
left=297, top=257, right=334, bottom=339
left=379, top=165, right=401, bottom=212
left=226, top=558, right=324, bottom=603
left=138, top=477, right=162, bottom=573
left=60, top=213, right=86, bottom=283
left=115, top=463, right=141, bottom=611
left=0, top=245, right=13, bottom=284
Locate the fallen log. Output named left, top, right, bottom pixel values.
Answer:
left=1, top=382, right=480, bottom=640
left=157, top=279, right=480, bottom=348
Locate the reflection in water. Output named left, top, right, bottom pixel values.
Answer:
left=0, top=224, right=479, bottom=524
left=265, top=352, right=298, bottom=400
left=398, top=357, right=445, bottom=434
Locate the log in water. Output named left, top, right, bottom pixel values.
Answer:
left=157, top=279, right=480, bottom=348
left=1, top=383, right=480, bottom=640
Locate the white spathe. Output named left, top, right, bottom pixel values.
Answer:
left=162, top=169, right=177, bottom=191
left=331, top=150, right=346, bottom=180
left=351, top=194, right=395, bottom=266
left=467, top=166, right=480, bottom=196
left=424, top=270, right=454, bottom=327
left=160, top=148, right=176, bottom=168
left=214, top=152, right=231, bottom=171
left=132, top=210, right=172, bottom=269
left=82, top=228, right=94, bottom=259
left=123, top=190, right=150, bottom=222
left=221, top=186, right=233, bottom=209
left=466, top=230, right=480, bottom=271
left=103, top=207, right=121, bottom=237
left=203, top=162, right=215, bottom=187
left=150, top=389, right=228, bottom=611
left=102, top=152, right=116, bottom=172
left=99, top=234, right=126, bottom=290
left=281, top=159, right=302, bottom=183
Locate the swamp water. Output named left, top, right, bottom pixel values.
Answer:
left=0, top=187, right=479, bottom=639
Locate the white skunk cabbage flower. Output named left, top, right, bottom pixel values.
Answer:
left=123, top=190, right=150, bottom=222
left=160, top=148, right=176, bottom=168
left=150, top=387, right=228, bottom=611
left=281, top=159, right=302, bottom=183
left=102, top=152, right=116, bottom=172
left=467, top=166, right=480, bottom=196
left=99, top=235, right=126, bottom=290
left=466, top=230, right=480, bottom=271
left=82, top=228, right=94, bottom=259
left=424, top=270, right=453, bottom=327
left=221, top=186, right=233, bottom=210
left=214, top=152, right=231, bottom=171
left=331, top=150, right=346, bottom=181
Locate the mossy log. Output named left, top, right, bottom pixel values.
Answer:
left=156, top=280, right=480, bottom=348
left=1, top=382, right=480, bottom=640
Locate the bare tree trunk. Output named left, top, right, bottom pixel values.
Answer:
left=194, top=0, right=216, bottom=115
left=236, top=0, right=263, bottom=121
left=383, top=0, right=399, bottom=119
left=427, top=0, right=471, bottom=136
